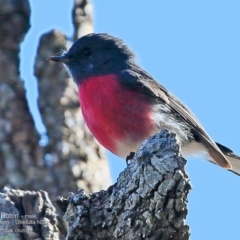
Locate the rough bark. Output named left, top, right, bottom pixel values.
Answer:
left=0, top=0, right=111, bottom=200
left=59, top=130, right=191, bottom=240
left=0, top=130, right=191, bottom=240
left=0, top=187, right=59, bottom=239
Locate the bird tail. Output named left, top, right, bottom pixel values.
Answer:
left=216, top=142, right=240, bottom=176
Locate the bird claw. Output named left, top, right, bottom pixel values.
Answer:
left=126, top=152, right=135, bottom=165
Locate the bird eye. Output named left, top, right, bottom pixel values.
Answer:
left=83, top=48, right=92, bottom=57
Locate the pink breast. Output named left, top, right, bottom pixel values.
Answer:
left=78, top=74, right=155, bottom=156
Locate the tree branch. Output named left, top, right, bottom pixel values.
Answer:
left=57, top=129, right=191, bottom=240
left=72, top=0, right=94, bottom=40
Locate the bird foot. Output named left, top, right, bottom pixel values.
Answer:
left=126, top=152, right=135, bottom=165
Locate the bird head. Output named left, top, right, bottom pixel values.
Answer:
left=49, top=33, right=135, bottom=84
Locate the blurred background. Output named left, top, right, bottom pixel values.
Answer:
left=1, top=1, right=240, bottom=239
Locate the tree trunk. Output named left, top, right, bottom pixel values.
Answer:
left=0, top=0, right=111, bottom=200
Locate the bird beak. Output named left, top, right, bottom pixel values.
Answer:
left=48, top=54, right=70, bottom=64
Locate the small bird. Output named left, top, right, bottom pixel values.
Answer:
left=49, top=33, right=240, bottom=175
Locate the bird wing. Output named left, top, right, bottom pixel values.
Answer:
left=121, top=68, right=231, bottom=169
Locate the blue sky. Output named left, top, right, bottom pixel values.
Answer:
left=20, top=1, right=240, bottom=239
